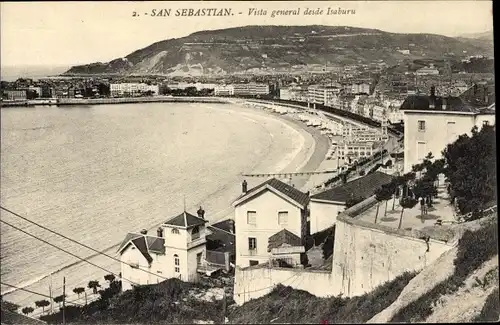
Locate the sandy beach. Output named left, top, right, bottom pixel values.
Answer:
left=1, top=100, right=333, bottom=313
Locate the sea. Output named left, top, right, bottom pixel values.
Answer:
left=0, top=102, right=307, bottom=306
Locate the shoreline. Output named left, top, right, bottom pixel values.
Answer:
left=0, top=96, right=228, bottom=108
left=1, top=100, right=331, bottom=308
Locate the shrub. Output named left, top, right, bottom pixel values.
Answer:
left=474, top=287, right=500, bottom=322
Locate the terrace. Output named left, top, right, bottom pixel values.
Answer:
left=350, top=175, right=458, bottom=237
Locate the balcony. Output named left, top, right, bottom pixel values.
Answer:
left=248, top=248, right=258, bottom=256
left=187, top=236, right=206, bottom=249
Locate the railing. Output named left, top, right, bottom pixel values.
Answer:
left=187, top=236, right=205, bottom=249
left=455, top=204, right=498, bottom=223
left=206, top=250, right=227, bottom=266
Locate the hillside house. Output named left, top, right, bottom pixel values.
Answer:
left=233, top=179, right=310, bottom=267
left=309, top=171, right=393, bottom=233
left=401, top=86, right=495, bottom=173
left=118, top=208, right=235, bottom=291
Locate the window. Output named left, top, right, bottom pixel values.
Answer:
left=247, top=211, right=256, bottom=225
left=278, top=211, right=288, bottom=225
left=248, top=237, right=257, bottom=250
left=174, top=254, right=180, bottom=273
left=418, top=120, right=426, bottom=132
left=249, top=260, right=259, bottom=266
left=483, top=120, right=490, bottom=126
left=417, top=141, right=427, bottom=161
left=171, top=228, right=179, bottom=234
left=191, top=226, right=200, bottom=240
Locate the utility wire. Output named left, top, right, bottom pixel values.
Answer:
left=1, top=206, right=305, bottom=299
left=0, top=206, right=174, bottom=282
left=0, top=219, right=138, bottom=287
left=0, top=282, right=83, bottom=307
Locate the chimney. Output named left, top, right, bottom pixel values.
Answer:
left=242, top=180, right=248, bottom=193
left=197, top=206, right=205, bottom=219
left=228, top=220, right=235, bottom=234
left=140, top=229, right=147, bottom=235
left=157, top=227, right=163, bottom=238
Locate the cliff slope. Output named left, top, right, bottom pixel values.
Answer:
left=64, top=25, right=493, bottom=76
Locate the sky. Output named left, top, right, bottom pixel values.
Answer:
left=0, top=1, right=493, bottom=67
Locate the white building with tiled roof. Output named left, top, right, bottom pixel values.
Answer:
left=118, top=209, right=235, bottom=291
left=232, top=178, right=309, bottom=268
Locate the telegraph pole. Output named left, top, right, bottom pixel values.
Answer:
left=62, top=277, right=66, bottom=325
left=221, top=288, right=227, bottom=324
left=49, top=274, right=53, bottom=315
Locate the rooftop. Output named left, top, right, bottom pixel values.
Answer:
left=117, top=233, right=167, bottom=263
left=311, top=171, right=393, bottom=203
left=164, top=211, right=207, bottom=228
left=268, top=229, right=303, bottom=251
left=234, top=178, right=310, bottom=209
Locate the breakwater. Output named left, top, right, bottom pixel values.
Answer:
left=56, top=96, right=228, bottom=106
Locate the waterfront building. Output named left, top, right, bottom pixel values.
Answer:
left=337, top=139, right=383, bottom=166
left=214, top=85, right=235, bottom=96
left=232, top=179, right=309, bottom=267
left=232, top=83, right=270, bottom=96
left=3, top=89, right=27, bottom=100
left=307, top=85, right=341, bottom=105
left=401, top=86, right=495, bottom=173
left=110, top=83, right=159, bottom=97
left=279, top=87, right=292, bottom=100
left=118, top=209, right=234, bottom=291
left=309, top=171, right=393, bottom=233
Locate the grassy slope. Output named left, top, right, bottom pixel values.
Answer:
left=228, top=271, right=417, bottom=324
left=40, top=279, right=223, bottom=324
left=389, top=217, right=498, bottom=322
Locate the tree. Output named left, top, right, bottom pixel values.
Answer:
left=104, top=274, right=116, bottom=283
left=21, top=306, right=34, bottom=315
left=88, top=280, right=101, bottom=294
left=34, top=300, right=50, bottom=313
left=375, top=183, right=394, bottom=220
left=391, top=175, right=406, bottom=210
left=398, top=197, right=418, bottom=229
left=442, top=125, right=496, bottom=217
left=53, top=294, right=66, bottom=307
left=73, top=287, right=85, bottom=298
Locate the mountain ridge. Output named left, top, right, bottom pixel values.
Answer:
left=64, top=25, right=494, bottom=76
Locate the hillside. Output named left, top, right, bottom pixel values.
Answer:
left=64, top=25, right=494, bottom=76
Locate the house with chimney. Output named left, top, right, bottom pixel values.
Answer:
left=117, top=207, right=235, bottom=291
left=232, top=178, right=310, bottom=268
left=401, top=85, right=495, bottom=173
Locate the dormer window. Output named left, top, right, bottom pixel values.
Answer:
left=171, top=228, right=180, bottom=234
left=191, top=226, right=200, bottom=240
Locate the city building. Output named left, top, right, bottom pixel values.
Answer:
left=337, top=139, right=384, bottom=165
left=3, top=90, right=27, bottom=100
left=371, top=103, right=387, bottom=122
left=401, top=86, right=495, bottom=173
left=232, top=179, right=309, bottom=267
left=307, top=85, right=341, bottom=105
left=214, top=85, right=235, bottom=96
left=110, top=83, right=159, bottom=97
left=232, top=83, right=270, bottom=96
left=309, top=171, right=393, bottom=233
left=351, top=82, right=370, bottom=95
left=415, top=64, right=440, bottom=76
left=118, top=208, right=234, bottom=291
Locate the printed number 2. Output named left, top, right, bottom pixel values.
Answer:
left=132, top=11, right=137, bottom=17
left=321, top=321, right=329, bottom=325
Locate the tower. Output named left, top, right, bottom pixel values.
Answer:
left=161, top=210, right=208, bottom=283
